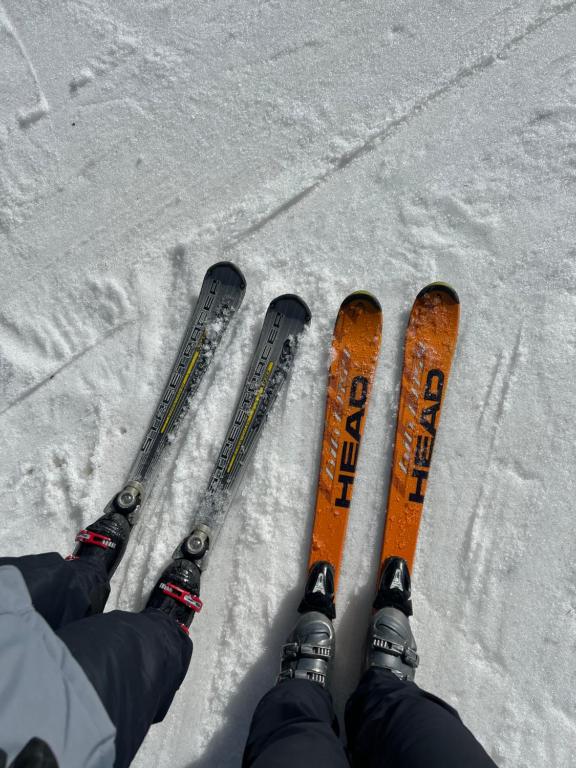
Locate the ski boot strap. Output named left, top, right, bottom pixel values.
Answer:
left=65, top=530, right=115, bottom=560
left=282, top=641, right=332, bottom=661
left=160, top=581, right=203, bottom=613
left=75, top=529, right=116, bottom=550
left=278, top=667, right=328, bottom=685
left=278, top=641, right=332, bottom=686
left=371, top=637, right=419, bottom=674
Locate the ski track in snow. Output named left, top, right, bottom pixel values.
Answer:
left=1, top=1, right=576, bottom=766
left=219, top=0, right=576, bottom=253
left=0, top=3, right=51, bottom=127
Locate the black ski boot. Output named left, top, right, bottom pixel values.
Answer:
left=67, top=484, right=141, bottom=578
left=69, top=512, right=131, bottom=575
left=365, top=556, right=419, bottom=681
left=145, top=558, right=202, bottom=634
left=297, top=560, right=336, bottom=619
left=279, top=562, right=336, bottom=688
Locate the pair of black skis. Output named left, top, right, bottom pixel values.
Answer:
left=100, top=262, right=310, bottom=599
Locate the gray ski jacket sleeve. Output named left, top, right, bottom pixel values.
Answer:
left=0, top=565, right=116, bottom=768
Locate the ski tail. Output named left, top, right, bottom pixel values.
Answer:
left=122, top=261, right=246, bottom=515
left=379, top=282, right=460, bottom=575
left=304, top=291, right=382, bottom=616
left=176, top=293, right=311, bottom=567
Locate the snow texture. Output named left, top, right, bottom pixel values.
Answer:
left=1, top=1, right=575, bottom=766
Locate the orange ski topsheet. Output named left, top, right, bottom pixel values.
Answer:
left=308, top=292, right=382, bottom=588
left=380, top=283, right=460, bottom=572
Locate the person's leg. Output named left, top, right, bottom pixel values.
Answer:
left=57, top=607, right=192, bottom=768
left=56, top=557, right=202, bottom=768
left=345, top=668, right=498, bottom=768
left=0, top=553, right=109, bottom=630
left=243, top=679, right=349, bottom=768
left=244, top=587, right=349, bottom=768
left=0, top=502, right=133, bottom=627
left=346, top=556, right=498, bottom=767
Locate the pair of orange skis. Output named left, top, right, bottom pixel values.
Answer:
left=300, top=284, right=460, bottom=618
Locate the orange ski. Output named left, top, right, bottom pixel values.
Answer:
left=380, top=283, right=460, bottom=573
left=307, top=292, right=382, bottom=596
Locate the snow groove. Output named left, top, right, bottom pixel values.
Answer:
left=493, top=324, right=524, bottom=429
left=0, top=277, right=137, bottom=417
left=224, top=183, right=320, bottom=250
left=460, top=325, right=524, bottom=571
left=0, top=2, right=51, bottom=127
left=219, top=0, right=576, bottom=250
left=327, top=0, right=576, bottom=176
left=476, top=352, right=504, bottom=430
left=0, top=317, right=135, bottom=418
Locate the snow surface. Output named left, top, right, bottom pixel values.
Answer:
left=1, top=1, right=576, bottom=766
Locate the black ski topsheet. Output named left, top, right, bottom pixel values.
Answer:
left=127, top=262, right=246, bottom=492
left=179, top=294, right=311, bottom=563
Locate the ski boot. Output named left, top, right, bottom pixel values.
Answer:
left=279, top=562, right=336, bottom=688
left=365, top=556, right=419, bottom=681
left=67, top=483, right=141, bottom=578
left=145, top=558, right=202, bottom=634
left=297, top=560, right=336, bottom=619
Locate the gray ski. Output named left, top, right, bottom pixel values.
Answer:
left=174, top=293, right=311, bottom=569
left=109, top=261, right=246, bottom=522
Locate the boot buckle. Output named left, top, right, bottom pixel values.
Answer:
left=75, top=530, right=116, bottom=550
left=281, top=641, right=332, bottom=661
left=372, top=637, right=419, bottom=668
left=160, top=581, right=203, bottom=613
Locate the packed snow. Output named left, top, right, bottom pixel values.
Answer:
left=2, top=1, right=576, bottom=766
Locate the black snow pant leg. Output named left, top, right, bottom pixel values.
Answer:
left=345, top=669, right=498, bottom=768
left=0, top=553, right=109, bottom=629
left=57, top=607, right=192, bottom=768
left=243, top=679, right=349, bottom=768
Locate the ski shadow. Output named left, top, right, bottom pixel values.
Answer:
left=185, top=584, right=303, bottom=768
left=183, top=575, right=384, bottom=768
left=329, top=580, right=378, bottom=721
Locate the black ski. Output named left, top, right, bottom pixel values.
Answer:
left=173, top=294, right=311, bottom=569
left=104, top=261, right=246, bottom=523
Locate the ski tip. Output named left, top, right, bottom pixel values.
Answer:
left=340, top=290, right=381, bottom=312
left=206, top=261, right=247, bottom=291
left=270, top=294, right=312, bottom=324
left=416, top=282, right=459, bottom=305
